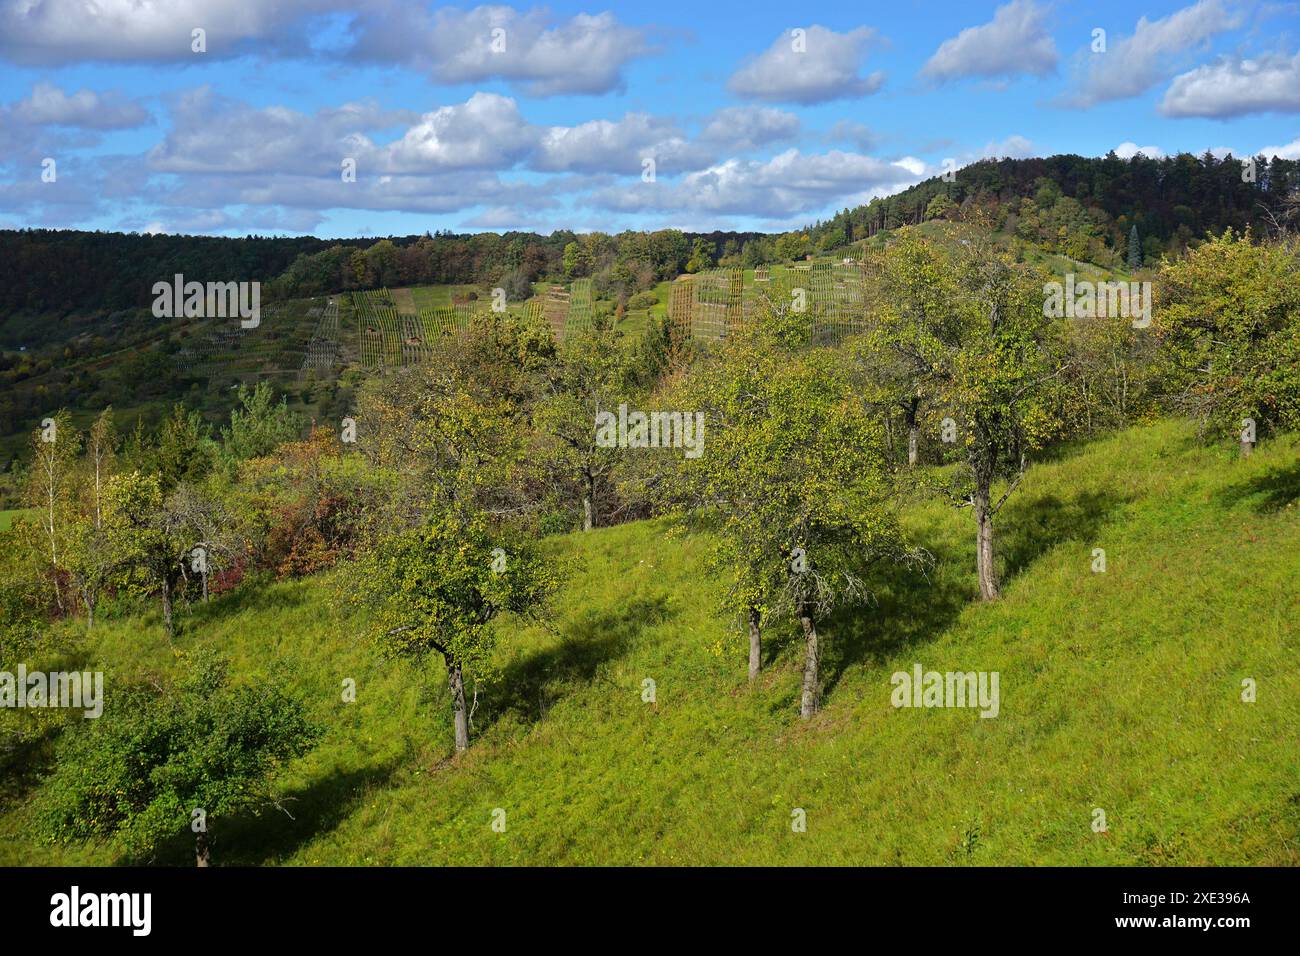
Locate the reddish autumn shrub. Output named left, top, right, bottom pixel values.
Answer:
left=236, top=427, right=396, bottom=580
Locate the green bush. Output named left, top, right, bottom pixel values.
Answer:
left=38, top=652, right=318, bottom=864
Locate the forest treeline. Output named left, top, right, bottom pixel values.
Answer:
left=5, top=152, right=1298, bottom=328
left=809, top=151, right=1300, bottom=268
left=0, top=227, right=760, bottom=327
left=210, top=152, right=1300, bottom=300
left=0, top=231, right=357, bottom=318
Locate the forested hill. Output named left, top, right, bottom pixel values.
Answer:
left=0, top=230, right=367, bottom=316
left=4, top=152, right=1298, bottom=320
left=0, top=227, right=768, bottom=320
left=811, top=152, right=1300, bottom=268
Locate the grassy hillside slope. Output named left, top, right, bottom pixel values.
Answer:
left=3, top=419, right=1297, bottom=865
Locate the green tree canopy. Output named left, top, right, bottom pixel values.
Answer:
left=221, top=382, right=302, bottom=464
left=662, top=319, right=917, bottom=712
left=353, top=511, right=562, bottom=751
left=39, top=652, right=317, bottom=865
left=1156, top=229, right=1300, bottom=446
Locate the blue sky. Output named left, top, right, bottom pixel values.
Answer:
left=0, top=0, right=1296, bottom=238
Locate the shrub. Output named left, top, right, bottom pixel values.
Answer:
left=38, top=652, right=318, bottom=865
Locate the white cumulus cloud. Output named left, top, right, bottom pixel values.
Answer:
left=1159, top=52, right=1300, bottom=117
left=13, top=82, right=149, bottom=129
left=147, top=88, right=412, bottom=175
left=1255, top=136, right=1300, bottom=160
left=380, top=93, right=540, bottom=172
left=1060, top=0, right=1239, bottom=107
left=586, top=148, right=921, bottom=218
left=0, top=0, right=340, bottom=64
left=345, top=5, right=653, bottom=96
left=1113, top=141, right=1166, bottom=159
left=728, top=26, right=885, bottom=105
left=921, top=0, right=1057, bottom=83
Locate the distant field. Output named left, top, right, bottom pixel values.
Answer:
left=613, top=279, right=671, bottom=338
left=405, top=284, right=483, bottom=311
left=388, top=288, right=417, bottom=313
left=0, top=508, right=32, bottom=531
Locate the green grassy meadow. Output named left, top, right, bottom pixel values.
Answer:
left=403, top=284, right=484, bottom=312
left=2, top=418, right=1297, bottom=866
left=0, top=509, right=31, bottom=532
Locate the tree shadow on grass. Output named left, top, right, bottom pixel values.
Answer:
left=999, top=486, right=1131, bottom=580
left=1, top=642, right=105, bottom=808
left=164, top=582, right=314, bottom=646
left=819, top=535, right=974, bottom=700
left=184, top=579, right=311, bottom=624
left=818, top=485, right=1130, bottom=702
left=138, top=761, right=399, bottom=867
left=0, top=722, right=63, bottom=809
left=1215, top=460, right=1300, bottom=514
left=481, top=594, right=676, bottom=729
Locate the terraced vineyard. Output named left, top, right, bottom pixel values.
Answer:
left=166, top=278, right=656, bottom=383
left=301, top=299, right=342, bottom=371
left=168, top=264, right=847, bottom=387
left=668, top=262, right=876, bottom=344
left=566, top=278, right=594, bottom=335
left=172, top=299, right=324, bottom=384
left=352, top=286, right=565, bottom=369
left=418, top=305, right=466, bottom=341
left=352, top=290, right=399, bottom=369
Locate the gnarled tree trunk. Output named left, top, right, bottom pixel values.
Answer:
left=448, top=662, right=470, bottom=752
left=195, top=831, right=210, bottom=868
left=974, top=484, right=999, bottom=601
left=799, top=605, right=820, bottom=719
